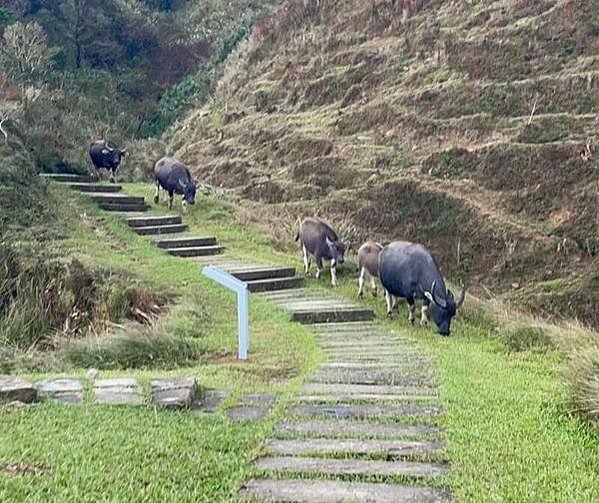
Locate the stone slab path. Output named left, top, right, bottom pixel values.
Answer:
left=39, top=174, right=451, bottom=501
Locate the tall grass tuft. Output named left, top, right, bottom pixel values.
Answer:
left=563, top=345, right=599, bottom=425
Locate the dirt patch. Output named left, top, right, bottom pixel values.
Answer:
left=291, top=157, right=355, bottom=192
left=1, top=461, right=49, bottom=477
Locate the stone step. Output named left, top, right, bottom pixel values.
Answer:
left=310, top=322, right=380, bottom=331
left=302, top=383, right=437, bottom=396
left=276, top=420, right=440, bottom=439
left=166, top=245, right=224, bottom=258
left=98, top=202, right=148, bottom=212
left=288, top=403, right=441, bottom=419
left=295, top=394, right=436, bottom=403
left=255, top=456, right=450, bottom=478
left=69, top=182, right=122, bottom=193
left=240, top=479, right=451, bottom=502
left=93, top=378, right=142, bottom=406
left=127, top=215, right=182, bottom=227
left=318, top=362, right=431, bottom=372
left=0, top=377, right=37, bottom=403
left=156, top=236, right=217, bottom=249
left=247, top=276, right=304, bottom=293
left=40, top=173, right=96, bottom=183
left=266, top=438, right=443, bottom=457
left=88, top=193, right=145, bottom=205
left=35, top=378, right=83, bottom=405
left=291, top=307, right=375, bottom=324
left=231, top=267, right=297, bottom=282
left=149, top=377, right=196, bottom=409
left=133, top=224, right=189, bottom=236
left=310, top=370, right=434, bottom=386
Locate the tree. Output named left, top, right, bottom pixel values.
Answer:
left=0, top=21, right=56, bottom=81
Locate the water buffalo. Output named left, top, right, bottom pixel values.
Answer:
left=379, top=241, right=465, bottom=336
left=153, top=157, right=197, bottom=212
left=89, top=140, right=127, bottom=183
left=357, top=241, right=383, bottom=297
left=296, top=217, right=347, bottom=287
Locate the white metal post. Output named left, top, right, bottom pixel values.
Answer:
left=202, top=266, right=250, bottom=360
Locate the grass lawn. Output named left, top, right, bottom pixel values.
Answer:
left=1, top=183, right=598, bottom=502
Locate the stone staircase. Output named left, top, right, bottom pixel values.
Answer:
left=41, top=173, right=450, bottom=501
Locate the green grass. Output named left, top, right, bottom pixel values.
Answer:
left=2, top=182, right=599, bottom=501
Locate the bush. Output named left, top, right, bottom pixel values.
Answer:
left=563, top=345, right=599, bottom=425
left=499, top=325, right=555, bottom=354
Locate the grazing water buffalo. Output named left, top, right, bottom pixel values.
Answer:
left=296, top=217, right=347, bottom=287
left=379, top=241, right=465, bottom=336
left=89, top=140, right=127, bottom=183
left=357, top=241, right=383, bottom=298
left=153, top=157, right=197, bottom=212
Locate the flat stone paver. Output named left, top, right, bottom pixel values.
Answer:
left=301, top=383, right=438, bottom=396
left=310, top=370, right=435, bottom=386
left=36, top=378, right=83, bottom=404
left=255, top=456, right=450, bottom=477
left=266, top=438, right=444, bottom=456
left=192, top=388, right=230, bottom=414
left=93, top=378, right=142, bottom=406
left=289, top=403, right=441, bottom=419
left=276, top=420, right=441, bottom=439
left=0, top=377, right=37, bottom=403
left=296, top=393, right=436, bottom=403
left=241, top=479, right=451, bottom=502
left=242, top=393, right=278, bottom=406
left=150, top=377, right=196, bottom=409
left=227, top=406, right=268, bottom=422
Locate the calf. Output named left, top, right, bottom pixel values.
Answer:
left=379, top=241, right=465, bottom=336
left=357, top=241, right=383, bottom=297
left=89, top=140, right=127, bottom=183
left=296, top=217, right=347, bottom=287
left=153, top=157, right=197, bottom=212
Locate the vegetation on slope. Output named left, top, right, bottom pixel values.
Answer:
left=156, top=0, right=598, bottom=325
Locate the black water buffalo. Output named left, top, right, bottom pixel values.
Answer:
left=89, top=140, right=127, bottom=183
left=379, top=241, right=465, bottom=336
left=296, top=217, right=347, bottom=287
left=153, top=156, right=197, bottom=211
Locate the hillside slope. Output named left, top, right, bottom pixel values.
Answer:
left=163, top=0, right=599, bottom=325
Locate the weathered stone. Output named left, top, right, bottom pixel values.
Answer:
left=93, top=378, right=142, bottom=406
left=149, top=377, right=196, bottom=409
left=240, top=479, right=451, bottom=502
left=36, top=378, right=83, bottom=405
left=296, top=393, right=436, bottom=403
left=318, top=362, right=431, bottom=371
left=0, top=377, right=37, bottom=403
left=289, top=403, right=441, bottom=419
left=276, top=420, right=440, bottom=439
left=311, top=370, right=435, bottom=386
left=227, top=406, right=268, bottom=422
left=301, top=383, right=437, bottom=396
left=192, top=388, right=230, bottom=414
left=266, top=438, right=443, bottom=456
left=242, top=393, right=278, bottom=406
left=255, top=456, right=450, bottom=477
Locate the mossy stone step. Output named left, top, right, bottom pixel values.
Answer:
left=240, top=479, right=451, bottom=502
left=275, top=420, right=440, bottom=439
left=291, top=307, right=375, bottom=324
left=265, top=438, right=443, bottom=456
left=246, top=276, right=304, bottom=292
left=99, top=202, right=148, bottom=212
left=254, top=456, right=450, bottom=478
left=127, top=215, right=182, bottom=227
left=156, top=236, right=217, bottom=249
left=301, top=383, right=437, bottom=397
left=40, top=173, right=96, bottom=183
left=69, top=183, right=122, bottom=193
left=133, top=224, right=189, bottom=235
left=88, top=193, right=145, bottom=204
left=288, top=403, right=441, bottom=419
left=166, top=245, right=224, bottom=257
left=231, top=267, right=297, bottom=282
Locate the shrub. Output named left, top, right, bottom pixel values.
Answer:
left=499, top=325, right=555, bottom=354
left=563, top=345, right=599, bottom=425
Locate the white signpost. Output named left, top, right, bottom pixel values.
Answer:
left=202, top=266, right=249, bottom=360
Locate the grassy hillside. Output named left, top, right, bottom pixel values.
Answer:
left=154, top=0, right=598, bottom=325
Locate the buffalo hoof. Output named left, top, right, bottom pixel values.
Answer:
left=358, top=292, right=364, bottom=299
left=386, top=312, right=393, bottom=320
left=409, top=318, right=415, bottom=325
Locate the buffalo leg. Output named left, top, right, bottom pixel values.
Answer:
left=358, top=267, right=366, bottom=297
left=407, top=299, right=416, bottom=325
left=330, top=259, right=338, bottom=287
left=110, top=168, right=117, bottom=184
left=315, top=257, right=323, bottom=279
left=182, top=198, right=188, bottom=213
left=302, top=245, right=311, bottom=276
left=420, top=303, right=429, bottom=327
left=385, top=290, right=395, bottom=319
left=154, top=180, right=160, bottom=204
left=370, top=275, right=378, bottom=296
left=168, top=191, right=174, bottom=210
